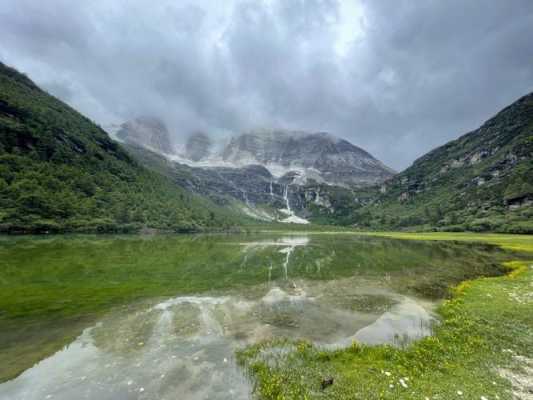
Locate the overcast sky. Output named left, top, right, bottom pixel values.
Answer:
left=1, top=0, right=532, bottom=170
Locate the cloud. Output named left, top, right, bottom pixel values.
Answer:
left=0, top=0, right=532, bottom=170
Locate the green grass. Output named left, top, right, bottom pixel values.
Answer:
left=358, top=231, right=533, bottom=253
left=238, top=232, right=533, bottom=399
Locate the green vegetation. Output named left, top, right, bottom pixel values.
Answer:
left=305, top=184, right=378, bottom=226
left=0, top=62, right=240, bottom=233
left=357, top=231, right=533, bottom=253
left=238, top=232, right=533, bottom=400
left=312, top=93, right=533, bottom=233
left=1, top=59, right=532, bottom=398
left=0, top=233, right=514, bottom=383
left=1, top=61, right=530, bottom=234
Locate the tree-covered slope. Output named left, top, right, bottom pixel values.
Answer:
left=353, top=92, right=533, bottom=232
left=0, top=62, right=238, bottom=233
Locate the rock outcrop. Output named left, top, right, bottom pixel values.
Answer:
left=117, top=117, right=174, bottom=155
left=220, top=129, right=395, bottom=187
left=185, top=131, right=212, bottom=161
left=118, top=124, right=395, bottom=223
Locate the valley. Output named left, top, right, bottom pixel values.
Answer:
left=0, top=9, right=531, bottom=399
left=111, top=94, right=532, bottom=233
left=1, top=60, right=530, bottom=234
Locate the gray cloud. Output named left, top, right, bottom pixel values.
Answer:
left=0, top=0, right=532, bottom=170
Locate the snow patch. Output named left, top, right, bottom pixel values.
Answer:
left=166, top=153, right=329, bottom=186
left=240, top=206, right=276, bottom=222
left=281, top=215, right=310, bottom=224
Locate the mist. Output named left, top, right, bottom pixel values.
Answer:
left=1, top=0, right=532, bottom=170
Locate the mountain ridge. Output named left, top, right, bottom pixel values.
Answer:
left=1, top=61, right=530, bottom=232
left=116, top=116, right=175, bottom=155
left=117, top=123, right=396, bottom=188
left=219, top=129, right=396, bottom=186
left=117, top=92, right=532, bottom=231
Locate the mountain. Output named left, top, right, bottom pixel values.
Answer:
left=220, top=129, right=395, bottom=187
left=116, top=122, right=395, bottom=188
left=351, top=92, right=533, bottom=233
left=114, top=120, right=396, bottom=224
left=121, top=127, right=395, bottom=224
left=185, top=131, right=212, bottom=161
left=6, top=58, right=526, bottom=232
left=0, top=62, right=239, bottom=233
left=105, top=93, right=532, bottom=231
left=124, top=140, right=379, bottom=225
left=117, top=116, right=175, bottom=155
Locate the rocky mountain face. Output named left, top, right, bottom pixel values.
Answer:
left=115, top=120, right=395, bottom=189
left=220, top=130, right=395, bottom=187
left=120, top=125, right=394, bottom=223
left=116, top=93, right=532, bottom=230
left=185, top=132, right=212, bottom=161
left=117, top=117, right=175, bottom=155
left=124, top=141, right=375, bottom=224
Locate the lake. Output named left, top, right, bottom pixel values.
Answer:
left=0, top=233, right=513, bottom=399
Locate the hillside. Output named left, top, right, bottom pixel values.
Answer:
left=0, top=62, right=238, bottom=233
left=123, top=92, right=533, bottom=233
left=1, top=61, right=530, bottom=234
left=351, top=92, right=533, bottom=233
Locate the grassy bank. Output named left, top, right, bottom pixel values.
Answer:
left=238, top=232, right=533, bottom=400
left=251, top=229, right=533, bottom=253
left=359, top=232, right=533, bottom=253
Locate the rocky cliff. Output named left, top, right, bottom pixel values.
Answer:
left=185, top=131, right=212, bottom=161
left=117, top=117, right=175, bottom=155
left=220, top=129, right=395, bottom=187
left=117, top=122, right=396, bottom=223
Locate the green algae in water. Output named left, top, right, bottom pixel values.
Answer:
left=0, top=234, right=516, bottom=399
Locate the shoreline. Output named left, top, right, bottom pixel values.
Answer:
left=1, top=232, right=531, bottom=397
left=237, top=232, right=533, bottom=399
